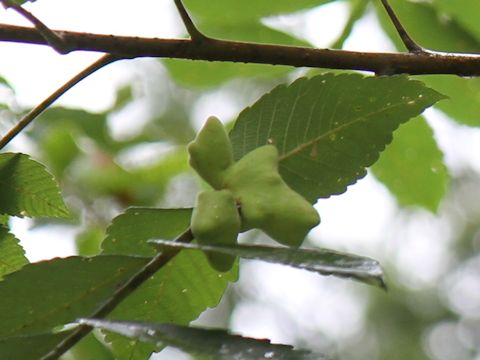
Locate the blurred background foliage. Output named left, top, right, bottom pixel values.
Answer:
left=2, top=0, right=480, bottom=359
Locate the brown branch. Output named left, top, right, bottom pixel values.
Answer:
left=1, top=0, right=70, bottom=53
left=0, top=53, right=120, bottom=150
left=0, top=24, right=480, bottom=76
left=40, top=228, right=194, bottom=360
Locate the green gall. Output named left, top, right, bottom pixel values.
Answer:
left=188, top=116, right=234, bottom=190
left=191, top=189, right=240, bottom=272
left=188, top=117, right=319, bottom=248
left=225, top=145, right=320, bottom=247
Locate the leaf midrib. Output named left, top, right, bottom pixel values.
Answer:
left=279, top=99, right=415, bottom=161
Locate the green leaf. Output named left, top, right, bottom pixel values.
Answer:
left=0, top=331, right=73, bottom=360
left=164, top=60, right=291, bottom=89
left=102, top=208, right=238, bottom=360
left=33, top=107, right=116, bottom=153
left=163, top=25, right=300, bottom=87
left=131, top=150, right=190, bottom=204
left=433, top=0, right=480, bottom=43
left=374, top=1, right=480, bottom=127
left=112, top=84, right=134, bottom=112
left=0, top=225, right=28, bottom=279
left=102, top=208, right=193, bottom=256
left=372, top=117, right=448, bottom=212
left=229, top=73, right=445, bottom=202
left=78, top=149, right=188, bottom=206
left=0, top=75, right=13, bottom=91
left=151, top=240, right=385, bottom=289
left=79, top=319, right=324, bottom=360
left=0, top=255, right=149, bottom=338
left=75, top=225, right=105, bottom=256
left=39, top=124, right=80, bottom=177
left=69, top=333, right=114, bottom=360
left=183, top=0, right=332, bottom=26
left=0, top=152, right=70, bottom=218
left=374, top=0, right=480, bottom=53
left=421, top=75, right=480, bottom=127
left=148, top=108, right=196, bottom=145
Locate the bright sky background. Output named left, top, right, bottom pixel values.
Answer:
left=2, top=1, right=480, bottom=359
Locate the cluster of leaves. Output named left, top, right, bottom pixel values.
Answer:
left=1, top=0, right=480, bottom=358
left=0, top=70, right=442, bottom=359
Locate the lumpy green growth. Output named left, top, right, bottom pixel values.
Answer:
left=187, top=116, right=234, bottom=190
left=225, top=145, right=320, bottom=247
left=191, top=189, right=240, bottom=272
left=188, top=118, right=320, bottom=269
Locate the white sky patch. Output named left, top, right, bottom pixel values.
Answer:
left=312, top=173, right=397, bottom=257
left=442, top=256, right=480, bottom=320
left=192, top=89, right=243, bottom=131
left=343, top=7, right=396, bottom=52
left=263, top=1, right=349, bottom=48
left=426, top=107, right=480, bottom=175
left=231, top=260, right=369, bottom=353
left=11, top=217, right=77, bottom=262
left=392, top=213, right=454, bottom=289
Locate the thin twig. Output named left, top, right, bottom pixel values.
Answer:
left=379, top=0, right=425, bottom=53
left=173, top=0, right=208, bottom=42
left=40, top=228, right=194, bottom=360
left=1, top=0, right=70, bottom=53
left=0, top=54, right=119, bottom=150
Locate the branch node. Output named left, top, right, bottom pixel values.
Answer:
left=174, top=0, right=209, bottom=43
left=1, top=0, right=72, bottom=54
left=379, top=0, right=426, bottom=54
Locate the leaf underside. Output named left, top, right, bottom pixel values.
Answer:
left=80, top=319, right=325, bottom=360
left=151, top=240, right=386, bottom=289
left=229, top=73, right=445, bottom=203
